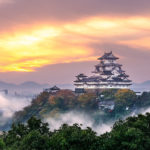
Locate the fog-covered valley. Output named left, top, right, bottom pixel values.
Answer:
left=0, top=94, right=32, bottom=130
left=0, top=84, right=150, bottom=135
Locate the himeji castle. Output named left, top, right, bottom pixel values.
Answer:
left=74, top=51, right=132, bottom=92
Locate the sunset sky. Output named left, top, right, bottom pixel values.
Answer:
left=0, top=0, right=150, bottom=84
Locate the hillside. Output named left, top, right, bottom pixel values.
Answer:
left=0, top=86, right=150, bottom=131
left=13, top=89, right=150, bottom=129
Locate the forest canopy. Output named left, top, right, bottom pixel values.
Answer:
left=1, top=113, right=150, bottom=150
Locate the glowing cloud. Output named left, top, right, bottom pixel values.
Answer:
left=1, top=16, right=150, bottom=72
left=0, top=26, right=94, bottom=72
left=64, top=17, right=150, bottom=38
left=118, top=37, right=150, bottom=49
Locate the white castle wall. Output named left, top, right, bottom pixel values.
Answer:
left=75, top=82, right=131, bottom=89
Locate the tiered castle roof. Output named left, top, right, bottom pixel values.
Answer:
left=98, top=51, right=119, bottom=60
left=74, top=51, right=132, bottom=89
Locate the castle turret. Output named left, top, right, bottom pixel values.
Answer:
left=74, top=51, right=132, bottom=91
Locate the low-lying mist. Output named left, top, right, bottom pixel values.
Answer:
left=46, top=107, right=150, bottom=135
left=1, top=92, right=150, bottom=135
left=0, top=94, right=31, bottom=126
left=46, top=111, right=113, bottom=135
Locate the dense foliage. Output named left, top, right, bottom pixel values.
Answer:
left=13, top=89, right=150, bottom=124
left=14, top=90, right=98, bottom=123
left=2, top=113, right=150, bottom=149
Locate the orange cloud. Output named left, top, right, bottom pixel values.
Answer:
left=0, top=26, right=95, bottom=72
left=64, top=16, right=150, bottom=38
left=1, top=16, right=150, bottom=72
left=118, top=37, right=150, bottom=49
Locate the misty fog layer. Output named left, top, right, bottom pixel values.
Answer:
left=0, top=94, right=31, bottom=126
left=45, top=107, right=150, bottom=135
left=1, top=92, right=150, bottom=134
left=46, top=111, right=113, bottom=135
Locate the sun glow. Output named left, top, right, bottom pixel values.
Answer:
left=1, top=16, right=150, bottom=72
left=0, top=26, right=94, bottom=72
left=0, top=27, right=60, bottom=47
